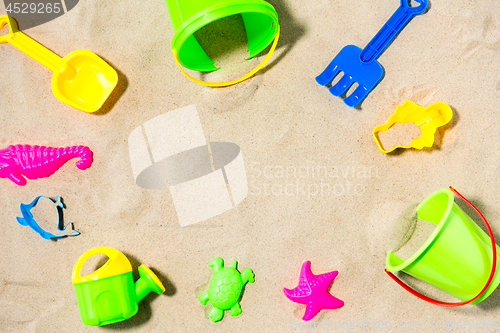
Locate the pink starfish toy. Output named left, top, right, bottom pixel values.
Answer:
left=284, top=261, right=344, bottom=321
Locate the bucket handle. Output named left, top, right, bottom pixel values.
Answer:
left=385, top=186, right=497, bottom=307
left=172, top=26, right=280, bottom=87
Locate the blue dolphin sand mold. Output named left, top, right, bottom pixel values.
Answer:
left=16, top=195, right=80, bottom=240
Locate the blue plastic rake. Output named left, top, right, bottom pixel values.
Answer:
left=316, top=0, right=428, bottom=107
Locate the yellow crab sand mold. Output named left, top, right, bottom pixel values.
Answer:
left=373, top=100, right=453, bottom=154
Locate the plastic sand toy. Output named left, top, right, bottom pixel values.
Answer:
left=199, top=257, right=254, bottom=322
left=373, top=100, right=453, bottom=153
left=0, top=15, right=118, bottom=112
left=17, top=195, right=79, bottom=239
left=164, top=0, right=280, bottom=87
left=284, top=261, right=344, bottom=321
left=316, top=0, right=428, bottom=107
left=385, top=187, right=500, bottom=306
left=72, top=247, right=165, bottom=326
left=0, top=145, right=93, bottom=185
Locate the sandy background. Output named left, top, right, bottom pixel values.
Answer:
left=1, top=0, right=500, bottom=332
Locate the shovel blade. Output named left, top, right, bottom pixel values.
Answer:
left=52, top=50, right=118, bottom=112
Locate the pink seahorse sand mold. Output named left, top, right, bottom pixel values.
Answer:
left=0, top=145, right=93, bottom=186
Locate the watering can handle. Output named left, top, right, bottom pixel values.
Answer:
left=72, top=247, right=132, bottom=283
left=172, top=26, right=280, bottom=87
left=385, top=186, right=497, bottom=307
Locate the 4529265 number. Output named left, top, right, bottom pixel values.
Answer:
left=6, top=2, right=62, bottom=14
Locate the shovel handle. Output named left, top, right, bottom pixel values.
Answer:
left=0, top=15, right=17, bottom=44
left=360, top=0, right=427, bottom=63
left=385, top=186, right=497, bottom=307
left=0, top=15, right=74, bottom=78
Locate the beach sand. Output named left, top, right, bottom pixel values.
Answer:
left=1, top=0, right=500, bottom=332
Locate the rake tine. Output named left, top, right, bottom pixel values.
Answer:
left=329, top=74, right=354, bottom=97
left=344, top=85, right=369, bottom=107
left=315, top=61, right=340, bottom=86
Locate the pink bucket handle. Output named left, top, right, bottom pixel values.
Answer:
left=385, top=186, right=497, bottom=307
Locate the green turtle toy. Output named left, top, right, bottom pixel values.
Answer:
left=199, top=257, right=255, bottom=322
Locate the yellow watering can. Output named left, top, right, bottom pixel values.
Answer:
left=0, top=15, right=118, bottom=113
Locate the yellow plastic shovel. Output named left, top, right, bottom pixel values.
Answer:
left=0, top=15, right=117, bottom=113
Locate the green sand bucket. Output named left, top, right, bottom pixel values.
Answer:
left=165, top=0, right=279, bottom=86
left=72, top=247, right=165, bottom=326
left=385, top=187, right=500, bottom=306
